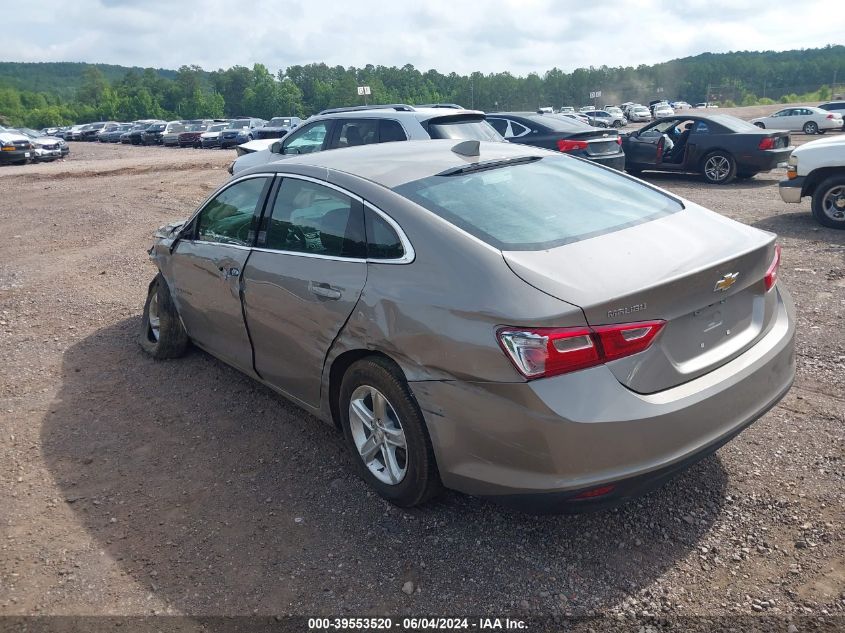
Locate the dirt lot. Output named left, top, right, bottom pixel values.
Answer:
left=1, top=135, right=844, bottom=627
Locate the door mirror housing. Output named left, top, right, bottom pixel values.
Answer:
left=271, top=140, right=283, bottom=154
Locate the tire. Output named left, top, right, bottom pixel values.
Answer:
left=754, top=122, right=765, bottom=129
left=339, top=357, right=442, bottom=507
left=701, top=151, right=736, bottom=184
left=811, top=175, right=845, bottom=229
left=803, top=121, right=819, bottom=135
left=139, top=273, right=189, bottom=359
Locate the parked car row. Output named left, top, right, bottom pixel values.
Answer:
left=0, top=126, right=68, bottom=165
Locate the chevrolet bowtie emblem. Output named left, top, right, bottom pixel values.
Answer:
left=714, top=272, right=739, bottom=292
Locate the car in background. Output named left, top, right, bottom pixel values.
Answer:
left=672, top=101, right=691, bottom=110
left=254, top=116, right=303, bottom=140
left=123, top=123, right=151, bottom=145
left=487, top=112, right=625, bottom=170
left=177, top=122, right=211, bottom=148
left=199, top=122, right=230, bottom=148
left=581, top=109, right=627, bottom=128
left=70, top=124, right=90, bottom=141
left=230, top=104, right=502, bottom=174
left=140, top=139, right=794, bottom=511
left=100, top=123, right=133, bottom=143
left=693, top=103, right=719, bottom=109
left=818, top=101, right=845, bottom=130
left=751, top=107, right=843, bottom=135
left=628, top=106, right=652, bottom=122
left=143, top=121, right=186, bottom=146
left=622, top=114, right=793, bottom=184
left=219, top=118, right=267, bottom=149
left=559, top=106, right=575, bottom=113
left=652, top=104, right=675, bottom=119
left=0, top=128, right=33, bottom=165
left=162, top=121, right=189, bottom=147
left=15, top=128, right=68, bottom=160
left=80, top=122, right=118, bottom=141
left=779, top=133, right=845, bottom=229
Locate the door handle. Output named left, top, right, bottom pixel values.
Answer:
left=309, top=282, right=341, bottom=300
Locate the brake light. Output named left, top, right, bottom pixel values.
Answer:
left=827, top=114, right=836, bottom=119
left=616, top=136, right=622, bottom=145
left=764, top=244, right=781, bottom=292
left=759, top=137, right=778, bottom=150
left=497, top=320, right=665, bottom=379
left=557, top=139, right=588, bottom=152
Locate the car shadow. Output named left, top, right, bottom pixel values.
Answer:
left=753, top=211, right=845, bottom=245
left=638, top=171, right=778, bottom=189
left=41, top=318, right=728, bottom=615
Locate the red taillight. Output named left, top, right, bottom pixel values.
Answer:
left=827, top=113, right=835, bottom=120
left=616, top=136, right=622, bottom=145
left=764, top=243, right=781, bottom=292
left=497, top=320, right=665, bottom=379
left=758, top=137, right=776, bottom=150
left=557, top=139, right=589, bottom=152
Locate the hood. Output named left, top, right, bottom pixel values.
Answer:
left=0, top=131, right=31, bottom=143
left=793, top=132, right=845, bottom=154
left=238, top=138, right=276, bottom=153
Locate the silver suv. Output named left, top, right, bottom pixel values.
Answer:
left=230, top=104, right=502, bottom=174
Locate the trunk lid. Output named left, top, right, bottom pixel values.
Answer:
left=565, top=129, right=621, bottom=156
left=503, top=203, right=778, bottom=393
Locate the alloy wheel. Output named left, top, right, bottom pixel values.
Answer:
left=704, top=155, right=730, bottom=182
left=348, top=385, right=408, bottom=485
left=821, top=184, right=845, bottom=223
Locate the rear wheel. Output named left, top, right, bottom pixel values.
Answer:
left=811, top=175, right=845, bottom=229
left=701, top=151, right=736, bottom=185
left=339, top=357, right=442, bottom=507
left=139, top=273, right=189, bottom=359
left=803, top=121, right=819, bottom=135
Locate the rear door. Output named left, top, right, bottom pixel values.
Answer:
left=242, top=176, right=367, bottom=407
left=165, top=175, right=273, bottom=375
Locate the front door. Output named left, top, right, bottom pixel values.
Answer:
left=165, top=175, right=272, bottom=374
left=243, top=176, right=368, bottom=408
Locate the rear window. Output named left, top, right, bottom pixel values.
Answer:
left=427, top=116, right=503, bottom=141
left=393, top=156, right=682, bottom=251
left=705, top=114, right=760, bottom=133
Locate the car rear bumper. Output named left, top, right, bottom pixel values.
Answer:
left=739, top=147, right=793, bottom=172
left=583, top=151, right=626, bottom=170
left=410, top=286, right=795, bottom=510
left=0, top=149, right=31, bottom=164
left=779, top=176, right=805, bottom=203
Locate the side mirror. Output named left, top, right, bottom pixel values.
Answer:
left=271, top=141, right=283, bottom=154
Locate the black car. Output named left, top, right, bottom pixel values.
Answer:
left=818, top=101, right=845, bottom=130
left=80, top=122, right=115, bottom=141
left=254, top=116, right=302, bottom=140
left=122, top=124, right=149, bottom=145
left=486, top=112, right=625, bottom=170
left=621, top=114, right=793, bottom=184
left=142, top=123, right=168, bottom=145
left=101, top=123, right=133, bottom=143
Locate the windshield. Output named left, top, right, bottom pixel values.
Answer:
left=186, top=124, right=206, bottom=132
left=148, top=124, right=166, bottom=131
left=394, top=156, right=682, bottom=251
left=269, top=118, right=292, bottom=127
left=229, top=120, right=251, bottom=129
left=208, top=124, right=228, bottom=132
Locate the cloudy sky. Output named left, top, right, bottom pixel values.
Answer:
left=5, top=0, right=842, bottom=75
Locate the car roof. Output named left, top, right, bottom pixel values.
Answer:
left=308, top=108, right=485, bottom=123
left=249, top=139, right=554, bottom=188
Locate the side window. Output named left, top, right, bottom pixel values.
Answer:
left=379, top=119, right=407, bottom=143
left=509, top=121, right=529, bottom=137
left=337, top=119, right=378, bottom=148
left=283, top=122, right=329, bottom=155
left=365, top=208, right=404, bottom=260
left=264, top=179, right=365, bottom=258
left=487, top=118, right=508, bottom=136
left=197, top=177, right=268, bottom=246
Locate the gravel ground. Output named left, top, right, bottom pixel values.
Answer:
left=0, top=137, right=843, bottom=629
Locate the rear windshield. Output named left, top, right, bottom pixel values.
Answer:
left=427, top=117, right=503, bottom=141
left=394, top=156, right=682, bottom=251
left=536, top=115, right=589, bottom=131
left=704, top=114, right=761, bottom=133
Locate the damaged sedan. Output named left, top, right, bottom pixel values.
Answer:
left=141, top=140, right=795, bottom=512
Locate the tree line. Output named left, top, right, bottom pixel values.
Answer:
left=1, top=45, right=843, bottom=128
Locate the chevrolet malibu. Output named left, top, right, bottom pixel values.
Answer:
left=141, top=140, right=795, bottom=511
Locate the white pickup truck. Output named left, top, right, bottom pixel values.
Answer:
left=779, top=133, right=845, bottom=229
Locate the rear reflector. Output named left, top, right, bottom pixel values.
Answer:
left=758, top=137, right=776, bottom=150
left=497, top=320, right=665, bottom=379
left=764, top=243, right=781, bottom=292
left=573, top=485, right=616, bottom=500
left=557, top=139, right=589, bottom=152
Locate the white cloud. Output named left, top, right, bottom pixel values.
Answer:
left=3, top=0, right=842, bottom=75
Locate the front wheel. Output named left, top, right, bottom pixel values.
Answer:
left=339, top=357, right=442, bottom=507
left=701, top=151, right=736, bottom=184
left=139, top=273, right=189, bottom=359
left=803, top=121, right=819, bottom=135
left=811, top=175, right=845, bottom=229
